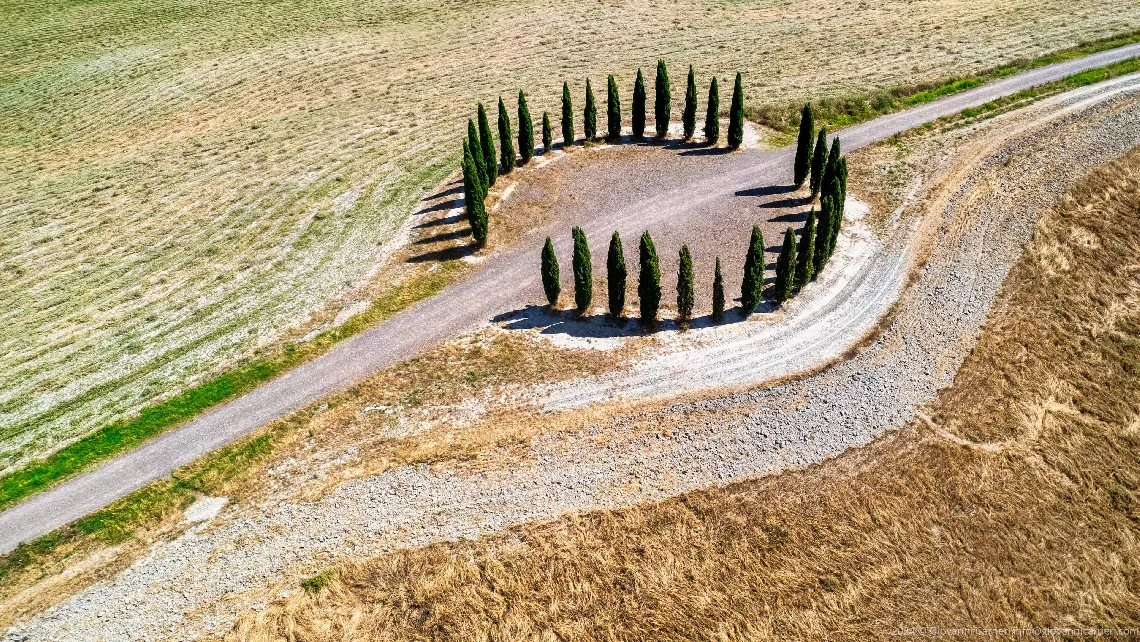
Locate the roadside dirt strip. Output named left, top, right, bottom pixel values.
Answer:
left=2, top=44, right=1140, bottom=558
left=9, top=78, right=1140, bottom=642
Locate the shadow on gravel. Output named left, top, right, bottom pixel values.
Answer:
left=735, top=184, right=796, bottom=198
left=415, top=213, right=464, bottom=229
left=759, top=197, right=806, bottom=210
left=415, top=228, right=470, bottom=245
left=415, top=199, right=460, bottom=216
left=493, top=303, right=761, bottom=339
left=771, top=210, right=810, bottom=223
left=423, top=183, right=464, bottom=200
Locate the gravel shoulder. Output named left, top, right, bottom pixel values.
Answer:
left=7, top=75, right=1140, bottom=642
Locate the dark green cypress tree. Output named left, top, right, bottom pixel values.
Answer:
left=677, top=244, right=694, bottom=321
left=794, top=209, right=816, bottom=290
left=810, top=127, right=827, bottom=198
left=712, top=257, right=725, bottom=322
left=821, top=137, right=842, bottom=203
left=813, top=195, right=834, bottom=276
left=477, top=103, right=497, bottom=186
left=542, top=112, right=552, bottom=153
left=541, top=237, right=560, bottom=308
left=583, top=78, right=597, bottom=142
left=704, top=77, right=720, bottom=145
left=561, top=82, right=574, bottom=147
left=654, top=59, right=671, bottom=138
left=740, top=225, right=764, bottom=313
left=793, top=103, right=815, bottom=188
left=632, top=69, right=647, bottom=140
left=606, top=75, right=621, bottom=140
left=828, top=191, right=842, bottom=260
left=462, top=141, right=487, bottom=244
left=468, top=119, right=486, bottom=187
left=469, top=197, right=488, bottom=245
left=497, top=96, right=515, bottom=174
left=727, top=72, right=744, bottom=150
left=607, top=231, right=627, bottom=318
left=518, top=90, right=534, bottom=164
left=682, top=65, right=697, bottom=140
left=638, top=230, right=661, bottom=326
left=837, top=157, right=848, bottom=215
left=572, top=226, right=593, bottom=313
left=774, top=227, right=797, bottom=303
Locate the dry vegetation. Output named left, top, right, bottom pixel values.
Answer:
left=229, top=146, right=1140, bottom=639
left=3, top=0, right=1139, bottom=469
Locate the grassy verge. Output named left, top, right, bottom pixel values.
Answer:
left=749, top=28, right=1140, bottom=133
left=0, top=259, right=468, bottom=512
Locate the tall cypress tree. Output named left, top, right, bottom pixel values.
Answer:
left=774, top=227, right=797, bottom=303
left=541, top=237, right=560, bottom=308
left=477, top=103, right=497, bottom=186
left=827, top=191, right=842, bottom=260
left=809, top=127, right=827, bottom=198
left=561, top=82, right=574, bottom=147
left=793, top=103, right=815, bottom=188
left=740, top=225, right=764, bottom=313
left=468, top=119, right=486, bottom=187
left=727, top=72, right=744, bottom=150
left=837, top=157, right=848, bottom=215
left=682, top=65, right=697, bottom=140
left=462, top=140, right=482, bottom=225
left=542, top=112, right=552, bottom=153
left=677, top=244, right=694, bottom=321
left=638, top=230, right=661, bottom=326
left=583, top=78, right=597, bottom=142
left=813, top=195, right=834, bottom=276
left=794, top=209, right=816, bottom=290
left=518, top=90, right=534, bottom=164
left=607, top=231, right=627, bottom=318
left=704, top=77, right=720, bottom=145
left=712, top=257, right=725, bottom=322
left=606, top=75, right=621, bottom=140
left=821, top=137, right=842, bottom=203
left=497, top=96, right=515, bottom=174
left=632, top=69, right=647, bottom=140
left=654, top=59, right=671, bottom=138
left=572, top=227, right=593, bottom=313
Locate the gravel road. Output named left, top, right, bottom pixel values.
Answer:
left=7, top=73, right=1140, bottom=642
left=2, top=43, right=1140, bottom=557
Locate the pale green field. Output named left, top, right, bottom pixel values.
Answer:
left=1, top=0, right=1137, bottom=469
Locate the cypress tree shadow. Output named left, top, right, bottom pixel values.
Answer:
left=414, top=228, right=470, bottom=245
left=678, top=145, right=732, bottom=157
left=493, top=301, right=756, bottom=338
left=422, top=183, right=464, bottom=200
left=414, top=213, right=464, bottom=229
left=414, top=199, right=460, bottom=215
left=771, top=210, right=810, bottom=223
left=758, top=197, right=804, bottom=209
left=406, top=242, right=478, bottom=263
left=735, top=184, right=796, bottom=197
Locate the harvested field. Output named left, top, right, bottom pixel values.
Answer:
left=7, top=64, right=1140, bottom=642
left=228, top=104, right=1140, bottom=642
left=3, top=0, right=1140, bottom=470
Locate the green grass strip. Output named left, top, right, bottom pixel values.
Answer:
left=0, top=260, right=467, bottom=512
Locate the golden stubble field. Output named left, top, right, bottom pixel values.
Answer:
left=2, top=0, right=1137, bottom=467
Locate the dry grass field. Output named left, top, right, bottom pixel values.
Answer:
left=228, top=137, right=1140, bottom=641
left=3, top=0, right=1139, bottom=469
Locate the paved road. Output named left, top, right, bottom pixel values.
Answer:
left=3, top=42, right=1139, bottom=554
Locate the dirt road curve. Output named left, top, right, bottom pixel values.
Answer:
left=2, top=43, right=1139, bottom=555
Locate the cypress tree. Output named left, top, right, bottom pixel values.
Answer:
left=583, top=78, right=597, bottom=142
left=712, top=257, right=725, bottom=322
left=607, top=231, right=627, bottom=318
left=462, top=140, right=487, bottom=245
left=572, top=226, right=593, bottom=313
left=468, top=119, right=486, bottom=187
left=794, top=209, right=816, bottom=290
left=561, top=82, right=574, bottom=147
left=703, top=77, right=720, bottom=145
left=837, top=157, right=848, bottom=214
left=740, top=225, right=764, bottom=314
left=477, top=103, right=497, bottom=186
left=813, top=195, right=834, bottom=276
left=828, top=191, right=842, bottom=260
left=682, top=65, right=697, bottom=140
left=497, top=96, right=515, bottom=174
left=541, top=237, right=560, bottom=308
left=518, top=90, right=534, bottom=164
left=606, top=75, right=621, bottom=140
left=809, top=127, right=827, bottom=198
left=632, top=69, right=647, bottom=140
left=821, top=137, right=842, bottom=203
left=727, top=72, right=744, bottom=150
left=638, top=231, right=661, bottom=326
left=677, top=244, right=694, bottom=321
left=654, top=59, right=671, bottom=138
left=793, top=103, right=815, bottom=188
left=774, top=227, right=797, bottom=303
left=542, top=112, right=552, bottom=153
